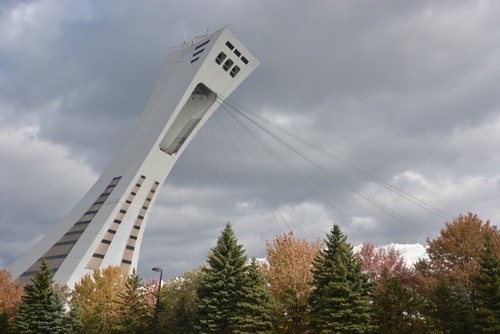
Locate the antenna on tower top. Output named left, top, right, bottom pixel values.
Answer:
left=184, top=29, right=187, bottom=43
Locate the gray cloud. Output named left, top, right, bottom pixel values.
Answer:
left=1, top=0, right=499, bottom=278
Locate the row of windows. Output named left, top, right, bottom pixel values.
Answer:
left=215, top=52, right=241, bottom=78
left=190, top=38, right=250, bottom=76
left=18, top=176, right=123, bottom=284
left=120, top=181, right=160, bottom=272
left=191, top=39, right=211, bottom=64
left=225, top=41, right=249, bottom=64
left=20, top=268, right=57, bottom=278
left=87, top=175, right=146, bottom=270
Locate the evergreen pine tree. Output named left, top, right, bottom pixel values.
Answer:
left=0, top=310, right=15, bottom=334
left=373, top=272, right=425, bottom=334
left=64, top=301, right=83, bottom=334
left=14, top=259, right=66, bottom=334
left=232, top=258, right=275, bottom=334
left=426, top=277, right=461, bottom=333
left=196, top=223, right=248, bottom=333
left=474, top=232, right=500, bottom=333
left=46, top=291, right=66, bottom=334
left=451, top=285, right=474, bottom=334
left=309, top=224, right=377, bottom=334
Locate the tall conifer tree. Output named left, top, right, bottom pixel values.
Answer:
left=373, top=272, right=425, bottom=334
left=426, top=278, right=474, bottom=333
left=64, top=301, right=83, bottom=334
left=196, top=223, right=248, bottom=333
left=232, top=258, right=275, bottom=333
left=309, top=224, right=376, bottom=334
left=474, top=232, right=500, bottom=333
left=14, top=259, right=66, bottom=334
left=0, top=310, right=15, bottom=334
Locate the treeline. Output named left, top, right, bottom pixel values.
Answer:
left=1, top=212, right=499, bottom=333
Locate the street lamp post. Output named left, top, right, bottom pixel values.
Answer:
left=152, top=267, right=163, bottom=334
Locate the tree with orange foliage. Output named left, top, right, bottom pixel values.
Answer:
left=415, top=212, right=500, bottom=293
left=0, top=269, right=23, bottom=331
left=72, top=266, right=125, bottom=334
left=262, top=231, right=323, bottom=334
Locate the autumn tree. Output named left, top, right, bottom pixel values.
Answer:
left=196, top=223, right=248, bottom=333
left=262, top=231, right=322, bottom=333
left=357, top=243, right=413, bottom=291
left=415, top=212, right=500, bottom=293
left=413, top=213, right=500, bottom=333
left=72, top=266, right=125, bottom=333
left=0, top=269, right=23, bottom=331
left=309, top=224, right=376, bottom=333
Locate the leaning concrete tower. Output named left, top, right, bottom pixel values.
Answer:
left=8, top=27, right=259, bottom=287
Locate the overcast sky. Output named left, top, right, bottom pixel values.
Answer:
left=1, top=0, right=499, bottom=279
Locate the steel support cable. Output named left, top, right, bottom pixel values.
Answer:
left=220, top=97, right=452, bottom=221
left=224, top=106, right=378, bottom=243
left=217, top=96, right=432, bottom=238
left=211, top=101, right=292, bottom=231
left=211, top=101, right=273, bottom=228
left=234, top=104, right=431, bottom=237
left=203, top=109, right=232, bottom=217
left=192, top=103, right=231, bottom=220
left=237, top=100, right=450, bottom=220
left=223, top=103, right=430, bottom=235
left=205, top=114, right=232, bottom=222
left=218, top=99, right=379, bottom=243
left=214, top=99, right=295, bottom=232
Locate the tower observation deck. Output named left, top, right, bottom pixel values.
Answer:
left=8, top=27, right=259, bottom=287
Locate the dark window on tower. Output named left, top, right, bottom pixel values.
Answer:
left=195, top=39, right=210, bottom=50
left=230, top=65, right=241, bottom=78
left=225, top=41, right=234, bottom=50
left=223, top=59, right=234, bottom=71
left=193, top=48, right=205, bottom=57
left=215, top=52, right=226, bottom=65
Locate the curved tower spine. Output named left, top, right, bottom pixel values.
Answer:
left=8, top=27, right=259, bottom=287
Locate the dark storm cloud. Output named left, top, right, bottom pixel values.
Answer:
left=1, top=0, right=499, bottom=277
